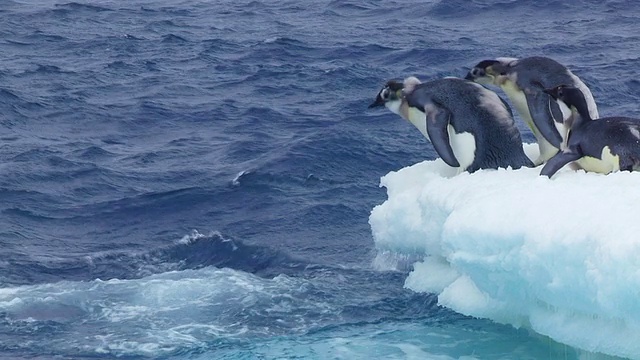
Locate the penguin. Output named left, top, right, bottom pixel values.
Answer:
left=540, top=84, right=640, bottom=178
left=369, top=76, right=534, bottom=173
left=465, top=56, right=599, bottom=165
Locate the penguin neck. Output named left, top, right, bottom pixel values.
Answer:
left=384, top=100, right=403, bottom=118
left=566, top=89, right=594, bottom=128
left=387, top=100, right=430, bottom=138
left=568, top=107, right=589, bottom=129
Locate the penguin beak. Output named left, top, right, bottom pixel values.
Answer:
left=464, top=68, right=486, bottom=81
left=368, top=96, right=385, bottom=108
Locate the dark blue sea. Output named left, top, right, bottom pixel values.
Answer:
left=0, top=0, right=638, bottom=359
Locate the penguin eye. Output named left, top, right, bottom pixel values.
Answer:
left=381, top=88, right=390, bottom=100
left=471, top=68, right=484, bottom=77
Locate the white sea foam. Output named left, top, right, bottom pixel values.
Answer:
left=231, top=170, right=249, bottom=186
left=370, top=143, right=640, bottom=359
left=0, top=266, right=328, bottom=357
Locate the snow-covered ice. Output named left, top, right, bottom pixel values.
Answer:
left=370, top=144, right=640, bottom=359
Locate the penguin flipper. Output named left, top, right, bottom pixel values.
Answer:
left=548, top=96, right=564, bottom=123
left=540, top=149, right=582, bottom=178
left=525, top=91, right=563, bottom=148
left=424, top=103, right=461, bottom=168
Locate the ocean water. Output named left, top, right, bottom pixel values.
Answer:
left=1, top=0, right=638, bottom=359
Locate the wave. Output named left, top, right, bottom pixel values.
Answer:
left=0, top=239, right=567, bottom=359
left=25, top=32, right=68, bottom=42
left=0, top=231, right=307, bottom=286
left=0, top=231, right=440, bottom=359
left=161, top=33, right=189, bottom=43
left=29, top=64, right=72, bottom=74
left=326, top=43, right=397, bottom=61
left=53, top=2, right=112, bottom=13
left=0, top=87, right=21, bottom=102
left=9, top=152, right=100, bottom=185
left=427, top=0, right=575, bottom=18
left=326, top=0, right=379, bottom=13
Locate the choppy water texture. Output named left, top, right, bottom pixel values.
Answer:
left=0, top=0, right=638, bottom=358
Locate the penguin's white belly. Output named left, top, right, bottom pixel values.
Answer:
left=576, top=147, right=620, bottom=174
left=404, top=108, right=476, bottom=171
left=448, top=126, right=476, bottom=171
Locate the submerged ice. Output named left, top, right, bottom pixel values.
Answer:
left=370, top=144, right=640, bottom=360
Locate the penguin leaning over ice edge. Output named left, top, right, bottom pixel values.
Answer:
left=465, top=56, right=599, bottom=165
left=540, top=84, right=640, bottom=178
left=369, top=76, right=533, bottom=173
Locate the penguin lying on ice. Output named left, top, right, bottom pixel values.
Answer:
left=369, top=76, right=533, bottom=173
left=541, top=85, right=640, bottom=178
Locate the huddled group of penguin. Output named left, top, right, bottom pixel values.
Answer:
left=369, top=56, right=640, bottom=178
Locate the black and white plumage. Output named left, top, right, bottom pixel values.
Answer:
left=541, top=85, right=640, bottom=178
left=465, top=56, right=599, bottom=165
left=369, top=77, right=533, bottom=173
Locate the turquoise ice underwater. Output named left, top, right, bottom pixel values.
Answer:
left=3, top=0, right=640, bottom=359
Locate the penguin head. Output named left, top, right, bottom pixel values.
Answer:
left=543, top=84, right=571, bottom=101
left=369, top=80, right=404, bottom=110
left=465, top=59, right=514, bottom=85
left=544, top=85, right=585, bottom=108
left=544, top=85, right=593, bottom=123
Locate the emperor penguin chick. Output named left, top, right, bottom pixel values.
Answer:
left=466, top=56, right=598, bottom=165
left=370, top=76, right=533, bottom=172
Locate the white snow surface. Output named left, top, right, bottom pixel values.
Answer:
left=369, top=144, right=640, bottom=360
